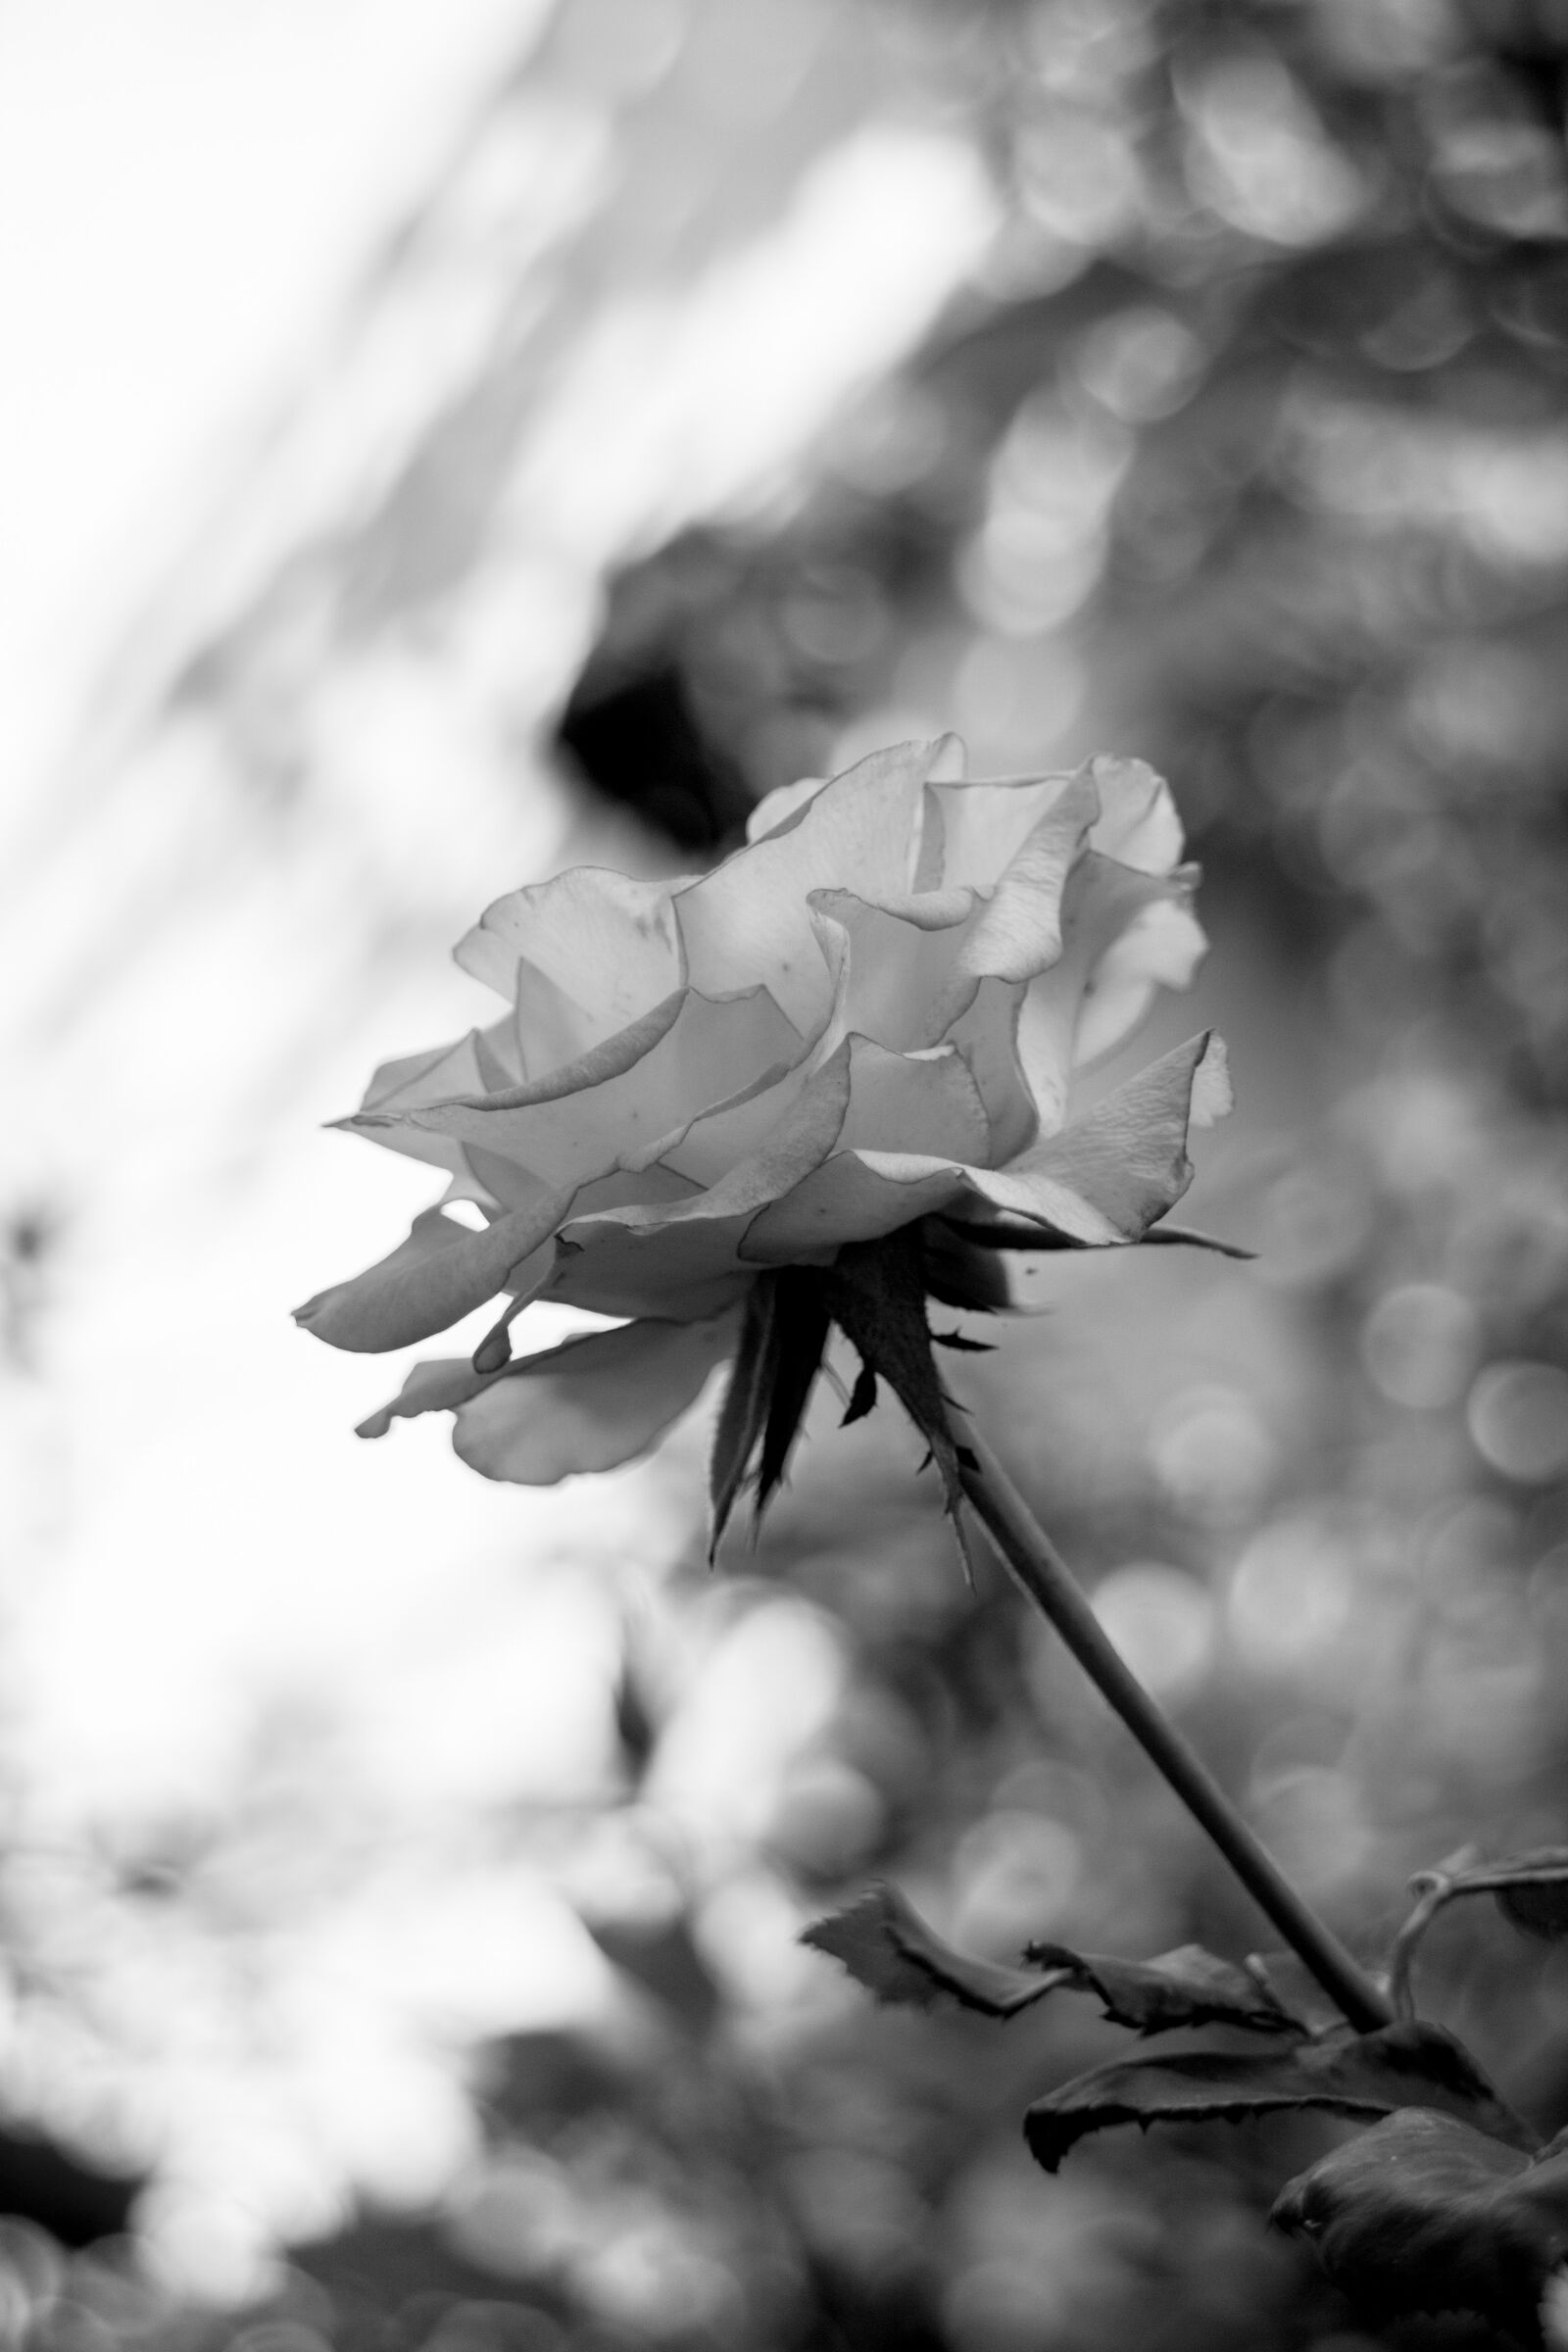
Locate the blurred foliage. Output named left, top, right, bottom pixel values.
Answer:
left=11, top=0, right=1568, bottom=2348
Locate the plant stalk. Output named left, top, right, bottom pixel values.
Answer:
left=958, top=1428, right=1392, bottom=2034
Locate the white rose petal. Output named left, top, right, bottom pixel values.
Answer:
left=299, top=736, right=1230, bottom=1484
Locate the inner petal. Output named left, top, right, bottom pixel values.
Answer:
left=808, top=888, right=978, bottom=1053
left=834, top=1035, right=991, bottom=1163
left=1018, top=854, right=1186, bottom=1134
left=673, top=739, right=948, bottom=1031
left=928, top=768, right=1080, bottom=891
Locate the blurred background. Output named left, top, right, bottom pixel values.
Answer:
left=5, top=0, right=1568, bottom=2345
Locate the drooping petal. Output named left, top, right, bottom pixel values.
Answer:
left=449, top=1314, right=738, bottom=1484
left=674, top=740, right=952, bottom=1029
left=453, top=866, right=687, bottom=1041
left=293, top=1196, right=570, bottom=1352
left=399, top=985, right=803, bottom=1191
left=356, top=1354, right=501, bottom=1438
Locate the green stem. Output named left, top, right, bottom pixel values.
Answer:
left=958, top=1427, right=1392, bottom=2034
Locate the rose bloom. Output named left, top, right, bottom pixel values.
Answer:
left=297, top=738, right=1229, bottom=1482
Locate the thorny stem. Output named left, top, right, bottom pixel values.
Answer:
left=957, top=1426, right=1393, bottom=2035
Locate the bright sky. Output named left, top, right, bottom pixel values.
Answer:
left=0, top=0, right=535, bottom=802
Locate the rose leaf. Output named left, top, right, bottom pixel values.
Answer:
left=801, top=1887, right=1300, bottom=2035
left=1020, top=1939, right=1301, bottom=2037
left=708, top=1269, right=833, bottom=1556
left=1484, top=1850, right=1568, bottom=1942
left=754, top=1272, right=832, bottom=1517
left=1025, top=2022, right=1536, bottom=2174
left=822, top=1229, right=977, bottom=1572
left=708, top=1277, right=779, bottom=1559
left=800, top=1884, right=1054, bottom=2018
left=1273, top=2109, right=1568, bottom=2345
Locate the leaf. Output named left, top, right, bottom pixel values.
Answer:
left=755, top=1275, right=831, bottom=1517
left=708, top=1277, right=779, bottom=1559
left=1020, top=1940, right=1300, bottom=2037
left=1024, top=2022, right=1536, bottom=2174
left=706, top=1270, right=832, bottom=1555
left=801, top=1888, right=1300, bottom=2035
left=1137, top=1224, right=1257, bottom=1261
left=919, top=1218, right=1014, bottom=1313
left=939, top=1215, right=1253, bottom=1261
left=840, top=1359, right=879, bottom=1427
left=1485, top=1850, right=1568, bottom=1942
left=821, top=1229, right=977, bottom=1572
left=1273, top=2110, right=1568, bottom=2345
left=801, top=1884, right=1054, bottom=2018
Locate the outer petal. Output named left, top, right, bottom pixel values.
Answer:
left=742, top=1152, right=968, bottom=1260
left=451, top=1315, right=737, bottom=1484
left=674, top=740, right=951, bottom=1030
left=356, top=1354, right=501, bottom=1437
left=745, top=732, right=965, bottom=852
left=396, top=985, right=803, bottom=1189
left=968, top=1032, right=1227, bottom=1243
left=293, top=1197, right=569, bottom=1352
left=348, top=1025, right=520, bottom=1182
left=454, top=867, right=686, bottom=1041
left=743, top=1031, right=1227, bottom=1260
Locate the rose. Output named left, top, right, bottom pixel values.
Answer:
left=296, top=736, right=1228, bottom=1488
